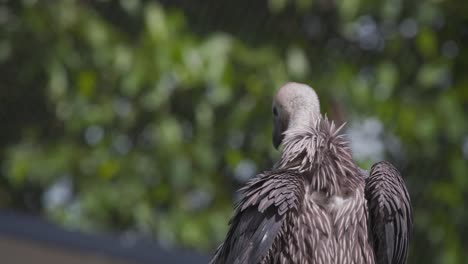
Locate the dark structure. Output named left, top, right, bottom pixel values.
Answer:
left=210, top=83, right=412, bottom=264
left=0, top=210, right=208, bottom=264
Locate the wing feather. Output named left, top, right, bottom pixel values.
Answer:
left=210, top=170, right=305, bottom=264
left=365, top=161, right=413, bottom=264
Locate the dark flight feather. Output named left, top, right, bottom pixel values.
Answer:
left=210, top=170, right=305, bottom=264
left=365, top=161, right=413, bottom=264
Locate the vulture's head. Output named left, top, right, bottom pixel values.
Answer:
left=272, top=82, right=320, bottom=149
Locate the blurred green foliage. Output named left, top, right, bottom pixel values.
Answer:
left=0, top=0, right=467, bottom=263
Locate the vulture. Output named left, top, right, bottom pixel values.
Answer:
left=210, top=82, right=412, bottom=264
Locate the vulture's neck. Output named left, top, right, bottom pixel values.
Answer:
left=276, top=117, right=362, bottom=196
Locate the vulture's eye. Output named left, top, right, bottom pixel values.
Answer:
left=273, top=107, right=278, bottom=116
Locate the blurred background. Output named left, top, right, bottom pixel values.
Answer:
left=0, top=0, right=467, bottom=263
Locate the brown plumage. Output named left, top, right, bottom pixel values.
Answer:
left=210, top=83, right=412, bottom=264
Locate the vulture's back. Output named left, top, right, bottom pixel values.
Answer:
left=282, top=175, right=375, bottom=264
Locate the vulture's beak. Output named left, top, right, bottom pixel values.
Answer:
left=273, top=133, right=284, bottom=149
left=273, top=126, right=284, bottom=150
